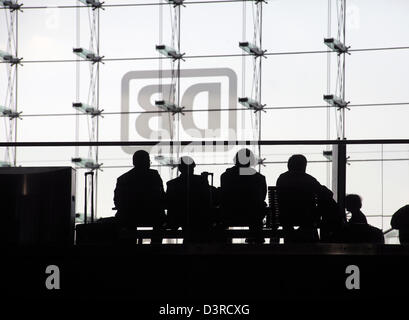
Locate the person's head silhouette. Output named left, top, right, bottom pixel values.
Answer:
left=234, top=148, right=256, bottom=168
left=287, top=154, right=307, bottom=173
left=178, top=156, right=196, bottom=176
left=345, top=194, right=362, bottom=213
left=132, top=150, right=150, bottom=170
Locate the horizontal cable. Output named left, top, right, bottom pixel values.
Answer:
left=0, top=52, right=317, bottom=64
left=17, top=102, right=409, bottom=118
left=1, top=139, right=409, bottom=147
left=349, top=46, right=409, bottom=53
left=18, top=156, right=409, bottom=169
left=96, top=157, right=409, bottom=170
left=1, top=0, right=256, bottom=10
left=2, top=46, right=409, bottom=64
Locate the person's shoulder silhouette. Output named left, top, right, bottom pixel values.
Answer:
left=334, top=194, right=384, bottom=244
left=165, top=156, right=212, bottom=242
left=221, top=148, right=267, bottom=210
left=391, top=205, right=409, bottom=244
left=276, top=155, right=322, bottom=223
left=339, top=223, right=384, bottom=244
left=220, top=149, right=267, bottom=243
left=276, top=154, right=321, bottom=193
left=114, top=150, right=165, bottom=227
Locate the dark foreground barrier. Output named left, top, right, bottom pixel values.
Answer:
left=2, top=244, right=409, bottom=306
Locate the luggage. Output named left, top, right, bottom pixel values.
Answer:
left=76, top=218, right=117, bottom=245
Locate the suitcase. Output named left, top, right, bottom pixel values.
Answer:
left=76, top=218, right=118, bottom=245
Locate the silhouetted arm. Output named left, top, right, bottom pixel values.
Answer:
left=220, top=172, right=227, bottom=209
left=261, top=175, right=267, bottom=204
left=113, top=178, right=123, bottom=211
left=153, top=170, right=166, bottom=210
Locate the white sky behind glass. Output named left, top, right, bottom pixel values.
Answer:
left=0, top=0, right=409, bottom=229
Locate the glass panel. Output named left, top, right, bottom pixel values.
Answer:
left=346, top=0, right=409, bottom=49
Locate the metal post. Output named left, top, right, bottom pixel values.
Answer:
left=84, top=172, right=88, bottom=224
left=84, top=171, right=95, bottom=224
left=90, top=172, right=95, bottom=223
left=332, top=142, right=347, bottom=215
left=14, top=10, right=19, bottom=166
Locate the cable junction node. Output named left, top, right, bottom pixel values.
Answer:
left=71, top=158, right=102, bottom=170
left=73, top=48, right=104, bottom=64
left=72, top=102, right=104, bottom=117
left=167, top=0, right=185, bottom=8
left=155, top=100, right=185, bottom=115
left=0, top=49, right=22, bottom=65
left=0, top=105, right=22, bottom=119
left=239, top=41, right=266, bottom=58
left=323, top=150, right=333, bottom=161
left=0, top=0, right=23, bottom=12
left=323, top=94, right=350, bottom=110
left=239, top=97, right=266, bottom=113
left=156, top=45, right=185, bottom=61
left=256, top=156, right=267, bottom=166
left=154, top=155, right=178, bottom=169
left=78, top=0, right=104, bottom=10
left=324, top=38, right=350, bottom=55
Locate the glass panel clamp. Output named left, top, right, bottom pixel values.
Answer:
left=0, top=105, right=22, bottom=119
left=156, top=45, right=185, bottom=61
left=0, top=0, right=23, bottom=12
left=324, top=38, right=350, bottom=55
left=323, top=150, right=332, bottom=161
left=71, top=158, right=102, bottom=170
left=155, top=100, right=184, bottom=115
left=239, top=42, right=267, bottom=58
left=154, top=155, right=178, bottom=169
left=239, top=97, right=266, bottom=113
left=167, top=0, right=185, bottom=7
left=73, top=48, right=104, bottom=64
left=0, top=50, right=23, bottom=66
left=323, top=94, right=350, bottom=110
left=72, top=102, right=104, bottom=117
left=78, top=0, right=104, bottom=10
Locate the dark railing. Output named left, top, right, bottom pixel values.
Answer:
left=1, top=139, right=409, bottom=147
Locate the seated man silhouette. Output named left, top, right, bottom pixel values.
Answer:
left=391, top=205, right=409, bottom=244
left=166, top=156, right=212, bottom=243
left=335, top=194, right=384, bottom=244
left=276, top=154, right=323, bottom=243
left=345, top=194, right=367, bottom=224
left=114, top=150, right=166, bottom=243
left=220, top=149, right=267, bottom=244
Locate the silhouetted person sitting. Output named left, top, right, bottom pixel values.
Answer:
left=114, top=150, right=165, bottom=243
left=391, top=205, right=409, bottom=244
left=345, top=194, right=367, bottom=224
left=334, top=194, right=384, bottom=244
left=317, top=186, right=345, bottom=242
left=276, top=154, right=322, bottom=243
left=166, top=156, right=212, bottom=243
left=220, top=149, right=267, bottom=244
